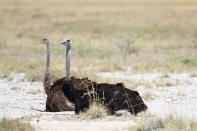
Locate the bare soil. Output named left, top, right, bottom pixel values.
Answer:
left=0, top=72, right=196, bottom=131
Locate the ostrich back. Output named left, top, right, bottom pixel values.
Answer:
left=62, top=78, right=147, bottom=115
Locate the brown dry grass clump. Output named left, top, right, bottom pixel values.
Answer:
left=81, top=102, right=108, bottom=119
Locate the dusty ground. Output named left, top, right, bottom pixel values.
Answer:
left=0, top=72, right=197, bottom=131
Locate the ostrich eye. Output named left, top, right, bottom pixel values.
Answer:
left=43, top=38, right=48, bottom=41
left=136, top=95, right=141, bottom=100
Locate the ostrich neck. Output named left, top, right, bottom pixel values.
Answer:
left=46, top=43, right=50, bottom=77
left=65, top=45, right=71, bottom=80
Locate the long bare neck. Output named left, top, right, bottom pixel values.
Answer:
left=46, top=43, right=50, bottom=77
left=44, top=42, right=51, bottom=94
left=65, top=45, right=71, bottom=80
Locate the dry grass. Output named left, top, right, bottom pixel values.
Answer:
left=0, top=117, right=34, bottom=131
left=0, top=0, right=197, bottom=81
left=154, top=79, right=178, bottom=87
left=27, top=89, right=41, bottom=95
left=128, top=115, right=197, bottom=131
left=80, top=102, right=108, bottom=119
left=142, top=91, right=153, bottom=100
left=138, top=79, right=153, bottom=88
left=73, top=77, right=109, bottom=119
left=190, top=73, right=197, bottom=77
left=161, top=73, right=170, bottom=78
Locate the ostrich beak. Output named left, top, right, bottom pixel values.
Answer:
left=61, top=41, right=68, bottom=46
left=61, top=38, right=72, bottom=46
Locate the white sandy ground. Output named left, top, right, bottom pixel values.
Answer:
left=0, top=72, right=197, bottom=131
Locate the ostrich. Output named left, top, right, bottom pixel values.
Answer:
left=40, top=37, right=74, bottom=112
left=60, top=38, right=148, bottom=115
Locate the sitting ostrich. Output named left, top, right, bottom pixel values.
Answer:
left=60, top=38, right=148, bottom=115
left=40, top=37, right=74, bottom=112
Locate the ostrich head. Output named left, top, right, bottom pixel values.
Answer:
left=40, top=37, right=50, bottom=45
left=60, top=38, right=72, bottom=80
left=60, top=38, right=72, bottom=46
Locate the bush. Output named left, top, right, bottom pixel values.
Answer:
left=175, top=56, right=197, bottom=66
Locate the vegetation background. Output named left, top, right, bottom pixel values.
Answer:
left=0, top=0, right=197, bottom=81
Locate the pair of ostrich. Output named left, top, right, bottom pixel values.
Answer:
left=41, top=37, right=147, bottom=115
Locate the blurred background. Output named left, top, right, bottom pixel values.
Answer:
left=0, top=0, right=197, bottom=82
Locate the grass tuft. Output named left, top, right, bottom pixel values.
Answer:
left=190, top=73, right=197, bottom=77
left=27, top=89, right=41, bottom=95
left=78, top=81, right=108, bottom=119
left=81, top=102, right=108, bottom=119
left=142, top=91, right=153, bottom=100
left=0, top=117, right=34, bottom=131
left=176, top=56, right=197, bottom=66
left=128, top=115, right=197, bottom=131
